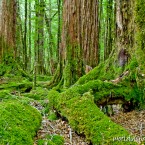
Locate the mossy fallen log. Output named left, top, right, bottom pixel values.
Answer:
left=0, top=61, right=32, bottom=81
left=48, top=90, right=137, bottom=144
left=61, top=80, right=140, bottom=107
left=0, top=81, right=32, bottom=93
left=23, top=87, right=49, bottom=100
left=0, top=101, right=42, bottom=145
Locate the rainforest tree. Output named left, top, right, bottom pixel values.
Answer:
left=48, top=0, right=100, bottom=89
left=0, top=0, right=17, bottom=61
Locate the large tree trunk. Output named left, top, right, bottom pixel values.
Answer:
left=116, top=0, right=135, bottom=52
left=48, top=0, right=99, bottom=89
left=0, top=0, right=17, bottom=62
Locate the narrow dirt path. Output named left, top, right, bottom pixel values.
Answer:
left=35, top=117, right=89, bottom=145
left=31, top=101, right=89, bottom=145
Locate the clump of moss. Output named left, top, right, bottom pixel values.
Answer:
left=76, top=63, right=105, bottom=85
left=60, top=80, right=137, bottom=103
left=0, top=56, right=32, bottom=81
left=135, top=0, right=145, bottom=50
left=47, top=135, right=64, bottom=145
left=47, top=110, right=58, bottom=121
left=0, top=79, right=32, bottom=93
left=37, top=135, right=64, bottom=145
left=23, top=87, right=48, bottom=100
left=37, top=75, right=52, bottom=81
left=0, top=90, right=14, bottom=101
left=76, top=57, right=122, bottom=86
left=0, top=101, right=42, bottom=145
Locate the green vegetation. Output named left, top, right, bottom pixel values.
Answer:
left=23, top=87, right=48, bottom=100
left=1, top=0, right=145, bottom=144
left=48, top=90, right=137, bottom=144
left=0, top=101, right=42, bottom=145
left=38, top=135, right=64, bottom=145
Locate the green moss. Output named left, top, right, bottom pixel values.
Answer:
left=37, top=135, right=64, bottom=145
left=46, top=135, right=64, bottom=145
left=0, top=55, right=32, bottom=81
left=63, top=63, right=72, bottom=88
left=127, top=58, right=138, bottom=71
left=47, top=90, right=60, bottom=108
left=23, top=87, right=48, bottom=100
left=0, top=79, right=32, bottom=93
left=0, top=101, right=42, bottom=145
left=48, top=90, right=137, bottom=144
left=0, top=90, right=35, bottom=106
left=37, top=139, right=46, bottom=145
left=48, top=111, right=58, bottom=120
left=62, top=80, right=137, bottom=103
left=76, top=58, right=122, bottom=85
left=36, top=75, right=52, bottom=81
left=76, top=63, right=105, bottom=85
left=135, top=0, right=145, bottom=50
left=0, top=90, right=14, bottom=100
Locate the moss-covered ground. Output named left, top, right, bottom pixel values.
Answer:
left=0, top=101, right=41, bottom=145
left=0, top=48, right=144, bottom=145
left=0, top=75, right=66, bottom=145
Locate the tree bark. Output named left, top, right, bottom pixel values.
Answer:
left=0, top=0, right=17, bottom=61
left=48, top=0, right=100, bottom=89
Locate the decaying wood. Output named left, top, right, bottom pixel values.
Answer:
left=111, top=71, right=129, bottom=84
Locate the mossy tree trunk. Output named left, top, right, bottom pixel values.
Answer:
left=48, top=0, right=99, bottom=89
left=34, top=0, right=46, bottom=75
left=116, top=0, right=135, bottom=53
left=0, top=0, right=17, bottom=62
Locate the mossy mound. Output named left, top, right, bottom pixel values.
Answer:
left=0, top=61, right=32, bottom=81
left=0, top=90, right=15, bottom=101
left=0, top=78, right=32, bottom=93
left=37, top=135, right=64, bottom=145
left=48, top=90, right=137, bottom=144
left=23, top=87, right=49, bottom=100
left=60, top=79, right=141, bottom=106
left=76, top=58, right=122, bottom=85
left=0, top=101, right=42, bottom=145
left=36, top=75, right=52, bottom=82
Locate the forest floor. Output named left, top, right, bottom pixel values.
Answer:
left=1, top=76, right=145, bottom=144
left=111, top=110, right=145, bottom=143
left=32, top=100, right=90, bottom=145
left=32, top=99, right=145, bottom=145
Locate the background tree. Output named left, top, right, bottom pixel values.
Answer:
left=0, top=0, right=17, bottom=61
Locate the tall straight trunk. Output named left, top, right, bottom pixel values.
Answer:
left=15, top=1, right=23, bottom=62
left=0, top=0, right=17, bottom=62
left=82, top=1, right=99, bottom=68
left=45, top=0, right=57, bottom=75
left=28, top=1, right=32, bottom=71
left=48, top=0, right=53, bottom=75
left=116, top=0, right=134, bottom=53
left=33, top=0, right=39, bottom=86
left=48, top=0, right=99, bottom=88
left=38, top=0, right=45, bottom=74
left=23, top=0, right=28, bottom=70
left=34, top=0, right=45, bottom=75
left=57, top=0, right=61, bottom=61
left=98, top=0, right=103, bottom=62
left=104, top=0, right=114, bottom=60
